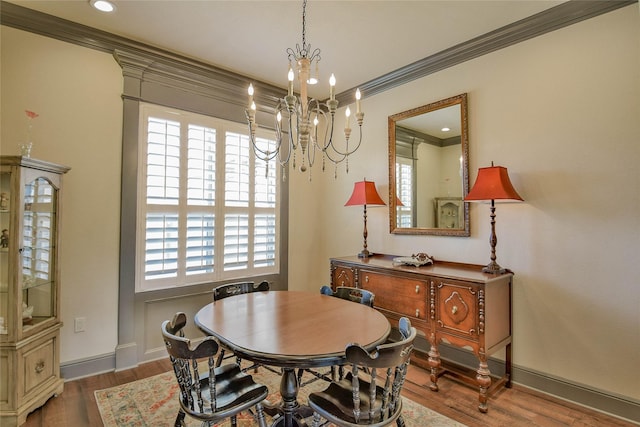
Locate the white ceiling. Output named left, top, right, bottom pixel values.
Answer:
left=7, top=0, right=564, bottom=99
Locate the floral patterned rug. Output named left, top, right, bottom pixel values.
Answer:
left=95, top=366, right=465, bottom=427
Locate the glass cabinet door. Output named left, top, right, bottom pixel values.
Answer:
left=21, top=177, right=58, bottom=332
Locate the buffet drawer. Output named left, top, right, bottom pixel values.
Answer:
left=361, top=270, right=428, bottom=321
left=23, top=336, right=57, bottom=395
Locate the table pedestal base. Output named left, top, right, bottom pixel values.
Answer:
left=264, top=368, right=314, bottom=427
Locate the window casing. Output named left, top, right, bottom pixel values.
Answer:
left=136, top=103, right=279, bottom=292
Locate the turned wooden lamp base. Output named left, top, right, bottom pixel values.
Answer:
left=482, top=261, right=508, bottom=275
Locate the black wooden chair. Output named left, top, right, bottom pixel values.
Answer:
left=298, top=285, right=377, bottom=387
left=212, top=281, right=279, bottom=373
left=321, top=285, right=375, bottom=307
left=307, top=317, right=417, bottom=427
left=161, top=312, right=269, bottom=427
left=213, top=280, right=270, bottom=301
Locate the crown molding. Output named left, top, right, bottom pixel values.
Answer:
left=0, top=0, right=285, bottom=105
left=1, top=0, right=636, bottom=105
left=336, top=0, right=636, bottom=104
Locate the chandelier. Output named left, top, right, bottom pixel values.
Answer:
left=246, top=0, right=364, bottom=180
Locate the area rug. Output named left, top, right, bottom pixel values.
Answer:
left=96, top=367, right=465, bottom=427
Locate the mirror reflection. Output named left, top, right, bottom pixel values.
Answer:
left=388, top=93, right=469, bottom=236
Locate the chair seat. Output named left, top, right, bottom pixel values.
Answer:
left=162, top=312, right=268, bottom=427
left=306, top=317, right=416, bottom=427
left=308, top=373, right=403, bottom=426
left=180, top=364, right=268, bottom=420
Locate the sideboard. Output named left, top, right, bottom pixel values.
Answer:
left=330, top=254, right=513, bottom=413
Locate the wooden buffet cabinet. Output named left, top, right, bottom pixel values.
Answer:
left=330, top=254, right=513, bottom=413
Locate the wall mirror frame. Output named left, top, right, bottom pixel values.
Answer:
left=389, top=93, right=470, bottom=236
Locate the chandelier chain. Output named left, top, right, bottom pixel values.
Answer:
left=302, top=0, right=307, bottom=49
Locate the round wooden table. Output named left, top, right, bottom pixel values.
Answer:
left=194, top=290, right=391, bottom=427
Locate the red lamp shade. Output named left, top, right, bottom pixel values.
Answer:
left=345, top=180, right=385, bottom=258
left=345, top=180, right=386, bottom=206
left=464, top=165, right=523, bottom=202
left=464, top=163, right=523, bottom=274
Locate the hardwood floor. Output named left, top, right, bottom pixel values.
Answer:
left=23, top=359, right=635, bottom=427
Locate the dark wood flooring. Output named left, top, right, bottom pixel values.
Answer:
left=22, top=359, right=636, bottom=427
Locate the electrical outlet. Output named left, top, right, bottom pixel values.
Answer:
left=74, top=317, right=86, bottom=333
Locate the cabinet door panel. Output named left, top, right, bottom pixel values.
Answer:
left=361, top=270, right=427, bottom=321
left=332, top=264, right=355, bottom=288
left=437, top=280, right=478, bottom=339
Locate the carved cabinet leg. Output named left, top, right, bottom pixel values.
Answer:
left=476, top=355, right=492, bottom=413
left=427, top=334, right=441, bottom=391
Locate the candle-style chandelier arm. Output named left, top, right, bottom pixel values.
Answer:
left=317, top=116, right=363, bottom=176
left=321, top=112, right=364, bottom=157
left=322, top=125, right=363, bottom=162
left=246, top=108, right=281, bottom=163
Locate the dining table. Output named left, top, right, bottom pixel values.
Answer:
left=194, top=290, right=391, bottom=427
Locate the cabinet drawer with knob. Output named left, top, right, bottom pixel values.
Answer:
left=360, top=269, right=428, bottom=323
left=24, top=335, right=57, bottom=395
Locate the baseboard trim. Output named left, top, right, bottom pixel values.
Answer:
left=61, top=353, right=115, bottom=381
left=114, top=342, right=138, bottom=372
left=62, top=344, right=639, bottom=424
left=411, top=342, right=639, bottom=424
left=514, top=365, right=640, bottom=425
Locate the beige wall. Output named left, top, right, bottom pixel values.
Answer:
left=289, top=5, right=640, bottom=400
left=1, top=27, right=123, bottom=363
left=2, top=3, right=638, bottom=405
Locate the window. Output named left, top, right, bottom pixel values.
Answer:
left=136, top=103, right=279, bottom=292
left=396, top=158, right=413, bottom=228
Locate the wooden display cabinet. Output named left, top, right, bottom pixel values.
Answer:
left=330, top=254, right=512, bottom=413
left=0, top=156, right=70, bottom=426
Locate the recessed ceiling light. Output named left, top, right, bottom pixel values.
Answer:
left=441, top=127, right=450, bottom=132
left=90, top=0, right=116, bottom=13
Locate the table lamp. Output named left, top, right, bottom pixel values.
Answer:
left=345, top=179, right=386, bottom=258
left=464, top=162, right=523, bottom=274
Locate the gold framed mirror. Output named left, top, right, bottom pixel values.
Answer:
left=389, top=93, right=469, bottom=236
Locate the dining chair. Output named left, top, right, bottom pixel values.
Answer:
left=298, top=285, right=377, bottom=387
left=212, top=281, right=279, bottom=374
left=307, top=316, right=417, bottom=427
left=161, top=312, right=269, bottom=427
left=213, top=280, right=270, bottom=301
left=320, top=285, right=375, bottom=307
